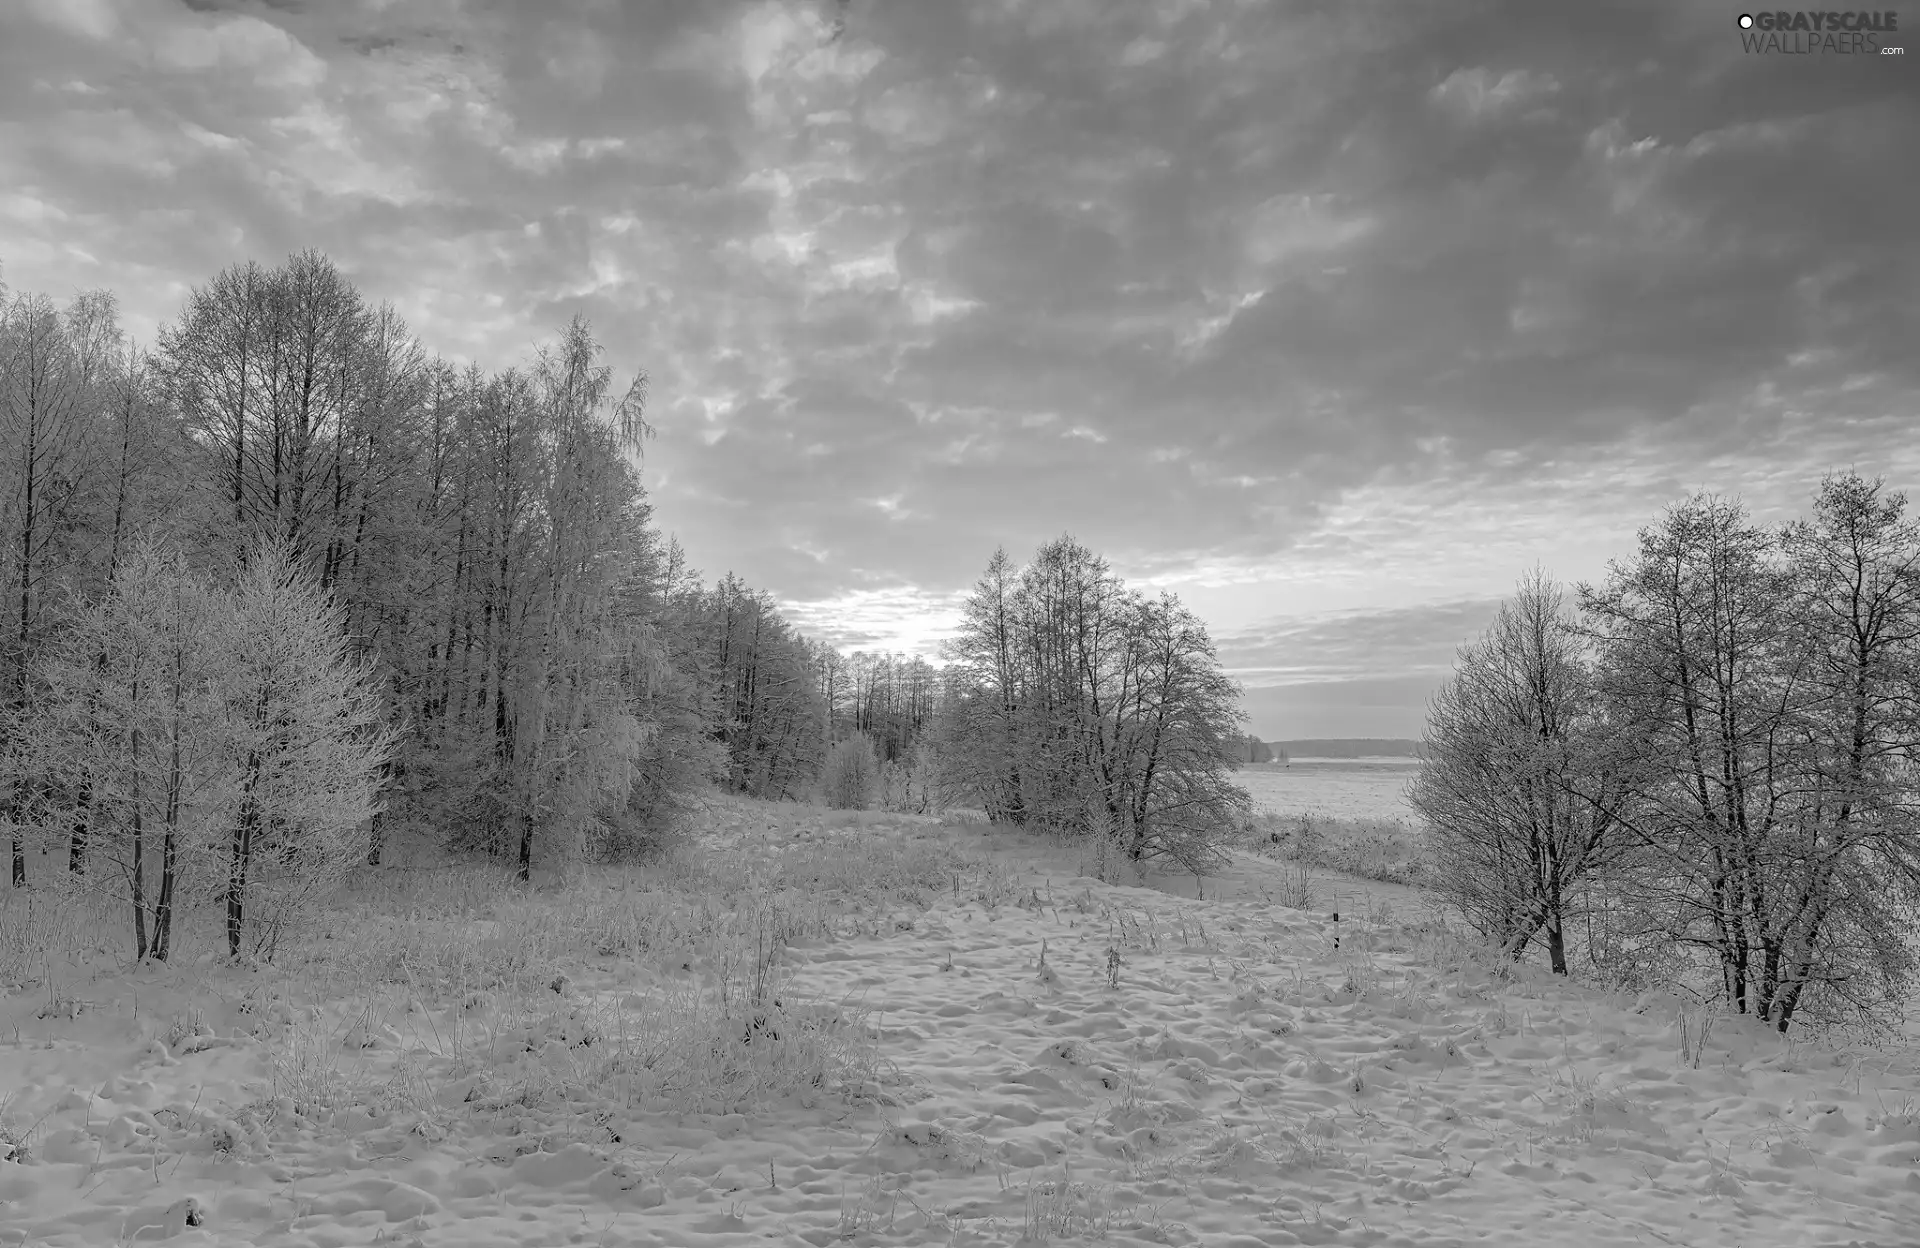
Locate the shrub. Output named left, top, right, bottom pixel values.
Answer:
left=822, top=732, right=880, bottom=811
left=879, top=738, right=946, bottom=815
left=1249, top=810, right=1430, bottom=887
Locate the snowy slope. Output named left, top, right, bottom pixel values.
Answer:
left=1, top=805, right=1915, bottom=1247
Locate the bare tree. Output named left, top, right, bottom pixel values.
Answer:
left=939, top=537, right=1249, bottom=870
left=0, top=289, right=108, bottom=885
left=1413, top=570, right=1626, bottom=972
left=1108, top=591, right=1250, bottom=873
left=1582, top=497, right=1801, bottom=1016
left=160, top=259, right=272, bottom=566
left=710, top=578, right=826, bottom=802
left=941, top=547, right=1026, bottom=823
left=1580, top=487, right=1920, bottom=1030
left=37, top=541, right=227, bottom=960
left=1763, top=473, right=1920, bottom=1028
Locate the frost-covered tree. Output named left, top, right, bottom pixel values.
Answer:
left=938, top=537, right=1249, bottom=872
left=1579, top=483, right=1920, bottom=1030
left=0, top=252, right=832, bottom=900
left=0, top=289, right=117, bottom=885
left=1412, top=570, right=1628, bottom=973
left=214, top=541, right=395, bottom=958
left=823, top=731, right=880, bottom=811
left=35, top=541, right=227, bottom=960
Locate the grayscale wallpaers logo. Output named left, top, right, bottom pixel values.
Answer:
left=1737, top=10, right=1905, bottom=53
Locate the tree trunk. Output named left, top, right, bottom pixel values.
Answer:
left=152, top=821, right=178, bottom=963
left=153, top=698, right=187, bottom=962
left=1544, top=914, right=1567, bottom=975
left=131, top=740, right=148, bottom=960
left=1545, top=862, right=1568, bottom=974
left=68, top=774, right=90, bottom=873
left=227, top=749, right=262, bottom=959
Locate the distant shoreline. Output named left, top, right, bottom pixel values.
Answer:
left=1241, top=757, right=1420, bottom=769
left=1262, top=737, right=1426, bottom=761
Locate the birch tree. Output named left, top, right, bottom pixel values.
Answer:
left=500, top=318, right=654, bottom=877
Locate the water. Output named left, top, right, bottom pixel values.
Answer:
left=1235, top=757, right=1420, bottom=822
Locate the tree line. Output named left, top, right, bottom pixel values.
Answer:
left=0, top=251, right=830, bottom=957
left=1, top=251, right=1259, bottom=958
left=1414, top=475, right=1920, bottom=1033
left=806, top=645, right=944, bottom=812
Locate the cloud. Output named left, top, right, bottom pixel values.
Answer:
left=1430, top=66, right=1560, bottom=120
left=21, top=0, right=119, bottom=41
left=1217, top=599, right=1506, bottom=685
left=1, top=0, right=1912, bottom=736
left=1241, top=677, right=1447, bottom=742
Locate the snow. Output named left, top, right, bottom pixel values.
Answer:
left=1, top=804, right=1916, bottom=1247
left=1236, top=761, right=1419, bottom=823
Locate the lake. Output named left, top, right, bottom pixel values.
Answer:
left=1235, top=757, right=1421, bottom=822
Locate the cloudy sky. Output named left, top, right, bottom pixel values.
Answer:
left=2, top=0, right=1914, bottom=739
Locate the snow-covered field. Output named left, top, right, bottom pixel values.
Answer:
left=1237, top=760, right=1421, bottom=823
left=1, top=799, right=1916, bottom=1247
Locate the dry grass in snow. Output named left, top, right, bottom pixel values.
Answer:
left=1239, top=811, right=1432, bottom=890
left=1, top=795, right=1917, bottom=1247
